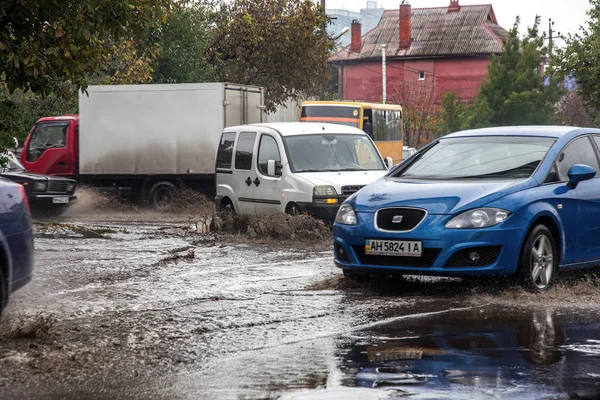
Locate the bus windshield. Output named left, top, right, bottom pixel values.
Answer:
left=300, top=105, right=360, bottom=128
left=284, top=134, right=385, bottom=173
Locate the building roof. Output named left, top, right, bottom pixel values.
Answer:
left=331, top=4, right=509, bottom=62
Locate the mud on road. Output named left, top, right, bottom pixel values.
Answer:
left=2, top=198, right=600, bottom=399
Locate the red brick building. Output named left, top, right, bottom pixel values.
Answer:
left=329, top=0, right=509, bottom=104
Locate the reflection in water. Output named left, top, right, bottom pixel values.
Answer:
left=337, top=307, right=600, bottom=399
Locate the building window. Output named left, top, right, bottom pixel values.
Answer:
left=418, top=71, right=425, bottom=81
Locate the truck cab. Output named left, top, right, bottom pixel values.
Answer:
left=20, top=115, right=79, bottom=178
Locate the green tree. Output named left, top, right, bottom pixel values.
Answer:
left=0, top=0, right=170, bottom=94
left=437, top=17, right=563, bottom=132
left=151, top=1, right=216, bottom=84
left=478, top=17, right=563, bottom=126
left=210, top=0, right=334, bottom=111
left=436, top=91, right=470, bottom=134
left=555, top=0, right=600, bottom=112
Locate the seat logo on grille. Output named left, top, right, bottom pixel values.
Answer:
left=392, top=215, right=404, bottom=224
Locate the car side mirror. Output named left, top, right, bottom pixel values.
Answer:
left=385, top=157, right=394, bottom=169
left=567, top=164, right=596, bottom=189
left=267, top=160, right=282, bottom=177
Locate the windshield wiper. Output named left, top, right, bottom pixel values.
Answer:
left=295, top=168, right=343, bottom=173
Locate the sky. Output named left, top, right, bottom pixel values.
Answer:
left=324, top=0, right=592, bottom=46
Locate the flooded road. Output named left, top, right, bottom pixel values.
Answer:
left=1, top=215, right=600, bottom=399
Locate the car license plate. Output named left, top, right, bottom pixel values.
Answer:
left=52, top=197, right=69, bottom=204
left=365, top=239, right=422, bottom=257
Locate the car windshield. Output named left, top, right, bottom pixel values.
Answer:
left=395, top=136, right=556, bottom=179
left=284, top=134, right=385, bottom=172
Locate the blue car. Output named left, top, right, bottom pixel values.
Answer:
left=333, top=126, right=600, bottom=292
left=0, top=178, right=34, bottom=317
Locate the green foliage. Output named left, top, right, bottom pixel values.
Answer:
left=151, top=1, right=217, bottom=84
left=437, top=17, right=563, bottom=133
left=0, top=0, right=170, bottom=94
left=555, top=0, right=600, bottom=112
left=210, top=0, right=334, bottom=111
left=477, top=17, right=563, bottom=126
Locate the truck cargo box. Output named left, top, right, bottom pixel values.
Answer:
left=79, top=83, right=264, bottom=176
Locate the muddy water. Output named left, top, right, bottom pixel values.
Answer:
left=1, top=218, right=600, bottom=399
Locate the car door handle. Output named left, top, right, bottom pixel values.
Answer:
left=253, top=177, right=260, bottom=187
left=245, top=177, right=252, bottom=186
left=58, top=161, right=66, bottom=166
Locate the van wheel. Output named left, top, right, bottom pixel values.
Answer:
left=286, top=203, right=301, bottom=216
left=518, top=225, right=558, bottom=292
left=220, top=199, right=235, bottom=214
left=150, top=182, right=176, bottom=211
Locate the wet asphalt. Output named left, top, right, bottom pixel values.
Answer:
left=1, top=218, right=600, bottom=400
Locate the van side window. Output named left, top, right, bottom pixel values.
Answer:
left=257, top=135, right=281, bottom=175
left=234, top=132, right=256, bottom=170
left=216, top=132, right=236, bottom=169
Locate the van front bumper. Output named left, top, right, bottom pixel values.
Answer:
left=297, top=202, right=340, bottom=222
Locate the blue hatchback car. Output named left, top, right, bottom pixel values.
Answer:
left=0, top=178, right=34, bottom=317
left=333, top=126, right=600, bottom=292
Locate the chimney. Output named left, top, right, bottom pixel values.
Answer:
left=448, top=0, right=461, bottom=13
left=399, top=2, right=412, bottom=50
left=350, top=19, right=362, bottom=52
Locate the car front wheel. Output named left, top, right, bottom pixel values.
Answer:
left=518, top=225, right=558, bottom=292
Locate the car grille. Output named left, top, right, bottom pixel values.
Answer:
left=341, top=185, right=365, bottom=195
left=445, top=246, right=502, bottom=268
left=48, top=181, right=69, bottom=193
left=352, top=245, right=441, bottom=267
left=376, top=208, right=427, bottom=231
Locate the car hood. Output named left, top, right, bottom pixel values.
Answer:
left=296, top=170, right=388, bottom=190
left=0, top=170, right=50, bottom=181
left=352, top=177, right=531, bottom=215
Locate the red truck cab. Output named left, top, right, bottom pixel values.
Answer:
left=20, top=115, right=79, bottom=178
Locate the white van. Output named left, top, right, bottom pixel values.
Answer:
left=214, top=122, right=392, bottom=220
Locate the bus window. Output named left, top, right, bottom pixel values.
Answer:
left=387, top=110, right=402, bottom=140
left=373, top=109, right=387, bottom=141
left=363, top=108, right=373, bottom=137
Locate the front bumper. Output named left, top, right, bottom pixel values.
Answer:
left=297, top=201, right=340, bottom=221
left=333, top=212, right=529, bottom=277
left=29, top=194, right=77, bottom=205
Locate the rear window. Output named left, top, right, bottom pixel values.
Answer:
left=216, top=132, right=235, bottom=169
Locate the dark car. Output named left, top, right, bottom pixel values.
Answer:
left=0, top=178, right=34, bottom=317
left=2, top=152, right=76, bottom=207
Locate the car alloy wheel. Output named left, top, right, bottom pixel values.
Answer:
left=519, top=225, right=558, bottom=292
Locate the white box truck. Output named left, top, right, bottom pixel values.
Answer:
left=20, top=83, right=265, bottom=208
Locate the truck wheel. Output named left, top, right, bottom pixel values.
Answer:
left=150, top=182, right=176, bottom=211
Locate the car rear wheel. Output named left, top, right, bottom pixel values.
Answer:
left=518, top=225, right=558, bottom=292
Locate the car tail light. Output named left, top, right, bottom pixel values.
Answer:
left=18, top=185, right=31, bottom=214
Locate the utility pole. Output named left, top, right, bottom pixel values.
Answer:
left=548, top=18, right=555, bottom=57
left=321, top=0, right=325, bottom=12
left=382, top=44, right=387, bottom=104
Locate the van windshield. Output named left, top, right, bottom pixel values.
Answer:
left=284, top=134, right=385, bottom=173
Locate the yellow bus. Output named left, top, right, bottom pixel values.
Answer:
left=300, top=101, right=404, bottom=164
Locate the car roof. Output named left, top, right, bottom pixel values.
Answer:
left=443, top=125, right=600, bottom=139
left=225, top=122, right=367, bottom=136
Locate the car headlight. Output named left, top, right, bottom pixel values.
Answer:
left=445, top=208, right=511, bottom=229
left=33, top=181, right=47, bottom=192
left=313, top=185, right=337, bottom=197
left=67, top=183, right=75, bottom=192
left=335, top=204, right=357, bottom=225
